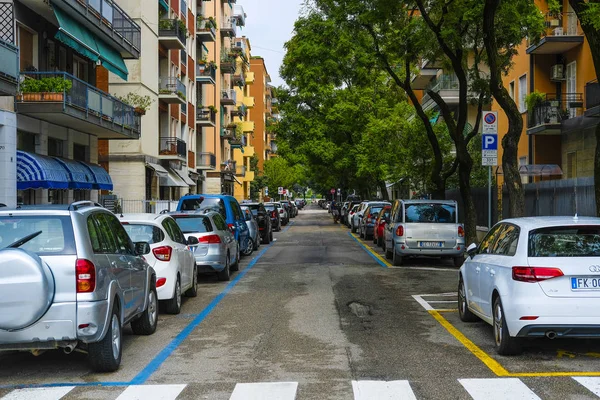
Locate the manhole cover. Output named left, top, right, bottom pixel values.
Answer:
left=348, top=301, right=372, bottom=318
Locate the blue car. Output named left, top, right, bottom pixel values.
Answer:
left=177, top=194, right=251, bottom=255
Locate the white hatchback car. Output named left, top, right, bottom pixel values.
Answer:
left=120, top=214, right=198, bottom=314
left=458, top=216, right=600, bottom=355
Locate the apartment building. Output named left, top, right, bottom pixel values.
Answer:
left=492, top=0, right=599, bottom=181
left=249, top=56, right=277, bottom=174
left=0, top=0, right=141, bottom=208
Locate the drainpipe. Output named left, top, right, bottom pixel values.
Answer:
left=529, top=54, right=534, bottom=183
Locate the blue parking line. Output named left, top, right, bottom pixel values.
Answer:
left=0, top=381, right=130, bottom=389
left=281, top=220, right=295, bottom=233
left=348, top=232, right=388, bottom=269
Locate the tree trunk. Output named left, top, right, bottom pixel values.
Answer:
left=379, top=181, right=390, bottom=200
left=456, top=146, right=478, bottom=244
left=483, top=0, right=525, bottom=218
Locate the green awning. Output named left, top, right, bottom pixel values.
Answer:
left=159, top=0, right=169, bottom=12
left=202, top=43, right=209, bottom=53
left=53, top=6, right=128, bottom=80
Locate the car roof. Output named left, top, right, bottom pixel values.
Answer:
left=499, top=216, right=600, bottom=231
left=118, top=213, right=167, bottom=222
left=400, top=199, right=457, bottom=205
left=0, top=203, right=106, bottom=216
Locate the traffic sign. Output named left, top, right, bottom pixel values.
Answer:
left=482, top=134, right=498, bottom=151
left=330, top=188, right=335, bottom=194
left=265, top=187, right=269, bottom=196
left=482, top=111, right=498, bottom=134
left=278, top=187, right=283, bottom=195
left=283, top=189, right=288, bottom=196
left=482, top=156, right=497, bottom=166
left=337, top=188, right=341, bottom=195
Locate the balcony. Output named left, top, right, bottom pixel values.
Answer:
left=159, top=137, right=187, bottom=160
left=270, top=141, right=278, bottom=154
left=221, top=89, right=237, bottom=106
left=421, top=74, right=462, bottom=111
left=196, top=16, right=216, bottom=42
left=220, top=53, right=236, bottom=74
left=235, top=165, right=246, bottom=177
left=527, top=93, right=584, bottom=135
left=16, top=72, right=140, bottom=140
left=243, top=96, right=255, bottom=108
left=231, top=104, right=247, bottom=118
left=196, top=63, right=216, bottom=84
left=221, top=18, right=237, bottom=38
left=245, top=72, right=255, bottom=84
left=221, top=126, right=236, bottom=139
left=232, top=5, right=246, bottom=27
left=585, top=80, right=600, bottom=117
left=159, top=77, right=186, bottom=104
left=197, top=152, right=216, bottom=170
left=158, top=18, right=187, bottom=50
left=221, top=160, right=237, bottom=176
left=527, top=12, right=584, bottom=55
left=232, top=72, right=246, bottom=88
left=197, top=107, right=217, bottom=127
left=411, top=59, right=440, bottom=90
left=243, top=145, right=255, bottom=158
left=0, top=39, right=19, bottom=96
left=240, top=121, right=254, bottom=132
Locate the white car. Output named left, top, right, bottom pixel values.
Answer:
left=273, top=202, right=288, bottom=225
left=120, top=214, right=198, bottom=314
left=458, top=216, right=600, bottom=355
left=351, top=201, right=369, bottom=233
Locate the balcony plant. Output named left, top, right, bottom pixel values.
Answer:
left=159, top=19, right=173, bottom=30
left=116, top=93, right=154, bottom=116
left=208, top=105, right=218, bottom=113
left=19, top=76, right=72, bottom=102
left=525, top=91, right=546, bottom=112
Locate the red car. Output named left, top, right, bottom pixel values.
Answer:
left=373, top=205, right=391, bottom=248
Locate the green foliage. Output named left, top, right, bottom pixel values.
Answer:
left=548, top=0, right=562, bottom=16
left=116, top=93, right=154, bottom=112
left=21, top=76, right=72, bottom=93
left=525, top=91, right=546, bottom=111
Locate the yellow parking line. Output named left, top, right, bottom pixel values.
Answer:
left=350, top=233, right=392, bottom=268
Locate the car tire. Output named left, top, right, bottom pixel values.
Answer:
left=453, top=256, right=464, bottom=268
left=253, top=236, right=260, bottom=250
left=351, top=224, right=357, bottom=234
left=493, top=296, right=522, bottom=355
left=458, top=278, right=479, bottom=322
left=231, top=245, right=241, bottom=272
left=392, top=249, right=403, bottom=266
left=185, top=266, right=198, bottom=297
left=217, top=254, right=231, bottom=281
left=241, top=237, right=254, bottom=257
left=263, top=230, right=271, bottom=245
left=131, top=283, right=158, bottom=335
left=164, top=276, right=182, bottom=315
left=88, top=304, right=122, bottom=372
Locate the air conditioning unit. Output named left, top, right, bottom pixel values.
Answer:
left=551, top=64, right=565, bottom=81
left=553, top=27, right=564, bottom=36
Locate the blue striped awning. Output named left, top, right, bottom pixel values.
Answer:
left=17, top=151, right=70, bottom=190
left=54, top=157, right=95, bottom=189
left=79, top=162, right=113, bottom=190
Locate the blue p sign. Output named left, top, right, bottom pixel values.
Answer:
left=482, top=134, right=498, bottom=150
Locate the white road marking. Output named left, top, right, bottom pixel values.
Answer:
left=229, top=382, right=298, bottom=400
left=352, top=380, right=417, bottom=400
left=412, top=294, right=434, bottom=311
left=388, top=266, right=458, bottom=272
left=574, top=377, right=600, bottom=396
left=1, top=387, right=75, bottom=400
left=115, top=385, right=186, bottom=400
left=427, top=300, right=457, bottom=303
left=459, top=378, right=541, bottom=400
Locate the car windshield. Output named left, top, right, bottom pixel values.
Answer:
left=123, top=224, right=164, bottom=244
left=529, top=226, right=600, bottom=257
left=172, top=215, right=213, bottom=234
left=0, top=216, right=75, bottom=255
left=404, top=204, right=457, bottom=223
left=245, top=205, right=260, bottom=216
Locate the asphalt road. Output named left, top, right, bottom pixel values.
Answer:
left=1, top=205, right=600, bottom=399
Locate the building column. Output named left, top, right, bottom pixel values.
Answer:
left=0, top=110, right=17, bottom=208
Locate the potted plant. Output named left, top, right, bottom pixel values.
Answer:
left=116, top=93, right=154, bottom=116
left=19, top=76, right=72, bottom=102
left=208, top=105, right=218, bottom=114
left=525, top=91, right=546, bottom=112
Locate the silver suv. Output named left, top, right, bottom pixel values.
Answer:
left=0, top=202, right=158, bottom=372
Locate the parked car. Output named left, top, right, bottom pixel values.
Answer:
left=177, top=194, right=250, bottom=254
left=294, top=199, right=305, bottom=209
left=0, top=202, right=158, bottom=372
left=347, top=204, right=360, bottom=228
left=459, top=217, right=600, bottom=355
left=241, top=205, right=260, bottom=254
left=357, top=201, right=390, bottom=238
left=281, top=200, right=296, bottom=219
left=272, top=202, right=289, bottom=225
left=384, top=199, right=465, bottom=267
left=244, top=202, right=273, bottom=244
left=119, top=214, right=198, bottom=315
left=373, top=205, right=392, bottom=248
left=171, top=211, right=239, bottom=281
left=351, top=201, right=369, bottom=233
left=264, top=202, right=282, bottom=232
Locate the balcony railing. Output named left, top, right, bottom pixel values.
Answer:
left=221, top=18, right=237, bottom=37
left=196, top=64, right=216, bottom=83
left=0, top=39, right=19, bottom=95
left=526, top=12, right=584, bottom=54
left=220, top=53, right=236, bottom=74
left=232, top=5, right=246, bottom=27
left=196, top=107, right=216, bottom=125
left=221, top=160, right=237, bottom=174
left=197, top=152, right=216, bottom=169
left=16, top=71, right=140, bottom=138
left=159, top=137, right=187, bottom=158
left=196, top=17, right=217, bottom=40
left=158, top=18, right=187, bottom=45
left=231, top=104, right=247, bottom=117
left=159, top=77, right=186, bottom=100
left=528, top=93, right=584, bottom=129
left=586, top=81, right=600, bottom=110
left=221, top=89, right=237, bottom=105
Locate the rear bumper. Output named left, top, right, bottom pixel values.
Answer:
left=195, top=251, right=227, bottom=272
left=394, top=243, right=464, bottom=257
left=517, top=324, right=600, bottom=338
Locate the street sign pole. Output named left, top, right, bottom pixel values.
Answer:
left=482, top=111, right=498, bottom=229
left=488, top=166, right=492, bottom=229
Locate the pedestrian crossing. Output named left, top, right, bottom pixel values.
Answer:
left=3, top=377, right=600, bottom=399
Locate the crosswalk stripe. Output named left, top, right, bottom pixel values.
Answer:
left=351, top=380, right=417, bottom=400
left=115, top=385, right=186, bottom=400
left=229, top=382, right=298, bottom=400
left=574, top=377, right=600, bottom=396
left=459, top=378, right=541, bottom=400
left=1, top=387, right=75, bottom=400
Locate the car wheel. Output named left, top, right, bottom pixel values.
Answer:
left=493, top=296, right=522, bottom=355
left=263, top=230, right=271, bottom=244
left=392, top=249, right=403, bottom=266
left=241, top=237, right=254, bottom=257
left=351, top=223, right=357, bottom=233
left=131, top=283, right=158, bottom=335
left=458, top=278, right=479, bottom=322
left=185, top=266, right=198, bottom=297
left=231, top=244, right=241, bottom=271
left=88, top=304, right=121, bottom=372
left=254, top=236, right=260, bottom=250
left=164, top=276, right=182, bottom=315
left=217, top=254, right=231, bottom=281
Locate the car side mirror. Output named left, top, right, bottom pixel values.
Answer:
left=134, top=242, right=151, bottom=256
left=466, top=243, right=477, bottom=259
left=187, top=236, right=199, bottom=246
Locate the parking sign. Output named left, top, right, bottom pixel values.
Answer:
left=482, top=111, right=498, bottom=134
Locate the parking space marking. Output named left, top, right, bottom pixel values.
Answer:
left=574, top=377, right=600, bottom=396
left=412, top=293, right=458, bottom=312
left=352, top=380, right=417, bottom=400
left=115, top=385, right=186, bottom=400
left=0, top=386, right=75, bottom=400
left=459, top=378, right=540, bottom=400
left=348, top=233, right=388, bottom=269
left=229, top=382, right=298, bottom=400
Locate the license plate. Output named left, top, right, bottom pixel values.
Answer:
left=419, top=241, right=443, bottom=248
left=571, top=277, right=600, bottom=290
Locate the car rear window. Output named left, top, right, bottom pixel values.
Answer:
left=180, top=197, right=226, bottom=218
left=0, top=216, right=75, bottom=255
left=529, top=226, right=600, bottom=257
left=123, top=224, right=165, bottom=244
left=404, top=204, right=457, bottom=223
left=264, top=204, right=276, bottom=211
left=172, top=215, right=213, bottom=234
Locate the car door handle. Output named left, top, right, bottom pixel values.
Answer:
left=490, top=269, right=496, bottom=276
left=475, top=267, right=480, bottom=273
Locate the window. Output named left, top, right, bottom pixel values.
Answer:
left=566, top=61, right=577, bottom=118
left=509, top=81, right=515, bottom=99
left=171, top=215, right=213, bottom=234
left=89, top=214, right=118, bottom=254
left=518, top=74, right=527, bottom=113
left=165, top=218, right=186, bottom=244
left=123, top=224, right=165, bottom=244
left=107, top=214, right=135, bottom=255
left=17, top=24, right=36, bottom=71
left=0, top=216, right=74, bottom=255
left=404, top=203, right=457, bottom=223
left=213, top=214, right=227, bottom=231
left=492, top=225, right=520, bottom=256
left=529, top=226, right=600, bottom=257
left=73, top=55, right=89, bottom=82
left=229, top=199, right=242, bottom=221
left=47, top=137, right=64, bottom=157
left=567, top=152, right=577, bottom=179
left=478, top=224, right=504, bottom=255
left=519, top=156, right=528, bottom=184
left=73, top=144, right=87, bottom=162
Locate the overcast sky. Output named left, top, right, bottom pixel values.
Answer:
left=239, top=0, right=305, bottom=87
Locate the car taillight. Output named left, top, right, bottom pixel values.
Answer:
left=279, top=209, right=284, bottom=214
left=458, top=226, right=465, bottom=237
left=153, top=246, right=172, bottom=261
left=367, top=213, right=372, bottom=222
left=271, top=211, right=277, bottom=218
left=396, top=226, right=404, bottom=237
left=512, top=266, right=564, bottom=282
left=199, top=234, right=222, bottom=244
left=76, top=259, right=96, bottom=293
